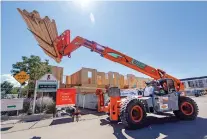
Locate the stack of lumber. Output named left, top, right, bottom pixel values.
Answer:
left=17, top=8, right=61, bottom=63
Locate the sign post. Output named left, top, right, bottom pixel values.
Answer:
left=13, top=71, right=30, bottom=115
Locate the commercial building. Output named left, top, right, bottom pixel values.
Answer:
left=180, top=76, right=207, bottom=90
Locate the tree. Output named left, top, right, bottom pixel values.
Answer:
left=1, top=81, right=14, bottom=94
left=11, top=55, right=52, bottom=89
left=1, top=81, right=14, bottom=98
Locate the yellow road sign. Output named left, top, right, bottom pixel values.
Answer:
left=14, top=71, right=29, bottom=84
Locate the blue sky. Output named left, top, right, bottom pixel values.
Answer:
left=1, top=1, right=207, bottom=83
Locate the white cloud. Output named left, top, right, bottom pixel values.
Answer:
left=90, top=12, right=95, bottom=24
left=1, top=74, right=20, bottom=87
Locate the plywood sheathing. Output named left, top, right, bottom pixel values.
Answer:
left=105, top=73, right=109, bottom=85
left=70, top=68, right=97, bottom=87
left=127, top=74, right=137, bottom=88
left=97, top=72, right=106, bottom=84
left=17, top=8, right=61, bottom=63
left=74, top=86, right=106, bottom=94
left=66, top=76, right=71, bottom=84
left=119, top=74, right=125, bottom=89
left=71, top=70, right=81, bottom=85
left=51, top=66, right=63, bottom=84
left=81, top=68, right=97, bottom=87
left=108, top=72, right=120, bottom=87
left=136, top=77, right=153, bottom=89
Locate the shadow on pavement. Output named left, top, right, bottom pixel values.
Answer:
left=78, top=108, right=105, bottom=116
left=30, top=136, right=41, bottom=139
left=50, top=117, right=74, bottom=126
left=1, top=126, right=13, bottom=131
left=100, top=116, right=207, bottom=139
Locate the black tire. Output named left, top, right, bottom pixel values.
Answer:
left=120, top=97, right=146, bottom=130
left=173, top=96, right=199, bottom=120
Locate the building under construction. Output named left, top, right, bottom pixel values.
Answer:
left=51, top=66, right=152, bottom=90
left=50, top=66, right=152, bottom=109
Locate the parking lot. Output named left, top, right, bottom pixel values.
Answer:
left=1, top=96, right=207, bottom=139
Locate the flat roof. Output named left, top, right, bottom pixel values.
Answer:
left=180, top=76, right=207, bottom=81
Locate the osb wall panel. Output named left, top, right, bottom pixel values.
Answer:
left=136, top=77, right=152, bottom=89
left=97, top=72, right=106, bottom=85
left=51, top=66, right=63, bottom=84
left=124, top=75, right=129, bottom=86
left=80, top=68, right=97, bottom=87
left=105, top=73, right=109, bottom=85
left=66, top=75, right=71, bottom=84
left=108, top=72, right=120, bottom=87
left=119, top=74, right=125, bottom=89
left=127, top=74, right=137, bottom=88
left=71, top=70, right=81, bottom=85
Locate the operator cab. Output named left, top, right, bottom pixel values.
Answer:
left=158, top=78, right=176, bottom=93
left=143, top=79, right=176, bottom=97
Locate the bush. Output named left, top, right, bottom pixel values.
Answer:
left=23, top=98, right=32, bottom=113
left=35, top=96, right=55, bottom=114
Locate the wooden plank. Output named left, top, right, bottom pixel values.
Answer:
left=73, top=86, right=106, bottom=93
left=108, top=72, right=120, bottom=87
left=119, top=74, right=125, bottom=89
left=43, top=16, right=56, bottom=42
left=97, top=72, right=105, bottom=86
left=18, top=9, right=42, bottom=45
left=66, top=76, right=71, bottom=84
left=97, top=85, right=106, bottom=88
left=18, top=9, right=57, bottom=59
left=80, top=67, right=97, bottom=85
left=52, top=19, right=58, bottom=37
left=81, top=84, right=97, bottom=88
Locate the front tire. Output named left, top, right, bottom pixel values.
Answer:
left=173, top=96, right=199, bottom=120
left=120, top=97, right=146, bottom=130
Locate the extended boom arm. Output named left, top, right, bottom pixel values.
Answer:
left=17, top=8, right=184, bottom=92
left=53, top=30, right=184, bottom=91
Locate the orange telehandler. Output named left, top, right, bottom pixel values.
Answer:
left=18, top=9, right=199, bottom=129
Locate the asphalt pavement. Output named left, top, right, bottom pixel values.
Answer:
left=1, top=96, right=207, bottom=139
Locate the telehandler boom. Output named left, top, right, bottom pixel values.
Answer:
left=18, top=9, right=198, bottom=129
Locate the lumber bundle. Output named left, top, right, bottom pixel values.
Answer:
left=17, top=8, right=60, bottom=63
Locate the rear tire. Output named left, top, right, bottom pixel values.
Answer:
left=173, top=96, right=198, bottom=120
left=120, top=97, right=146, bottom=130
